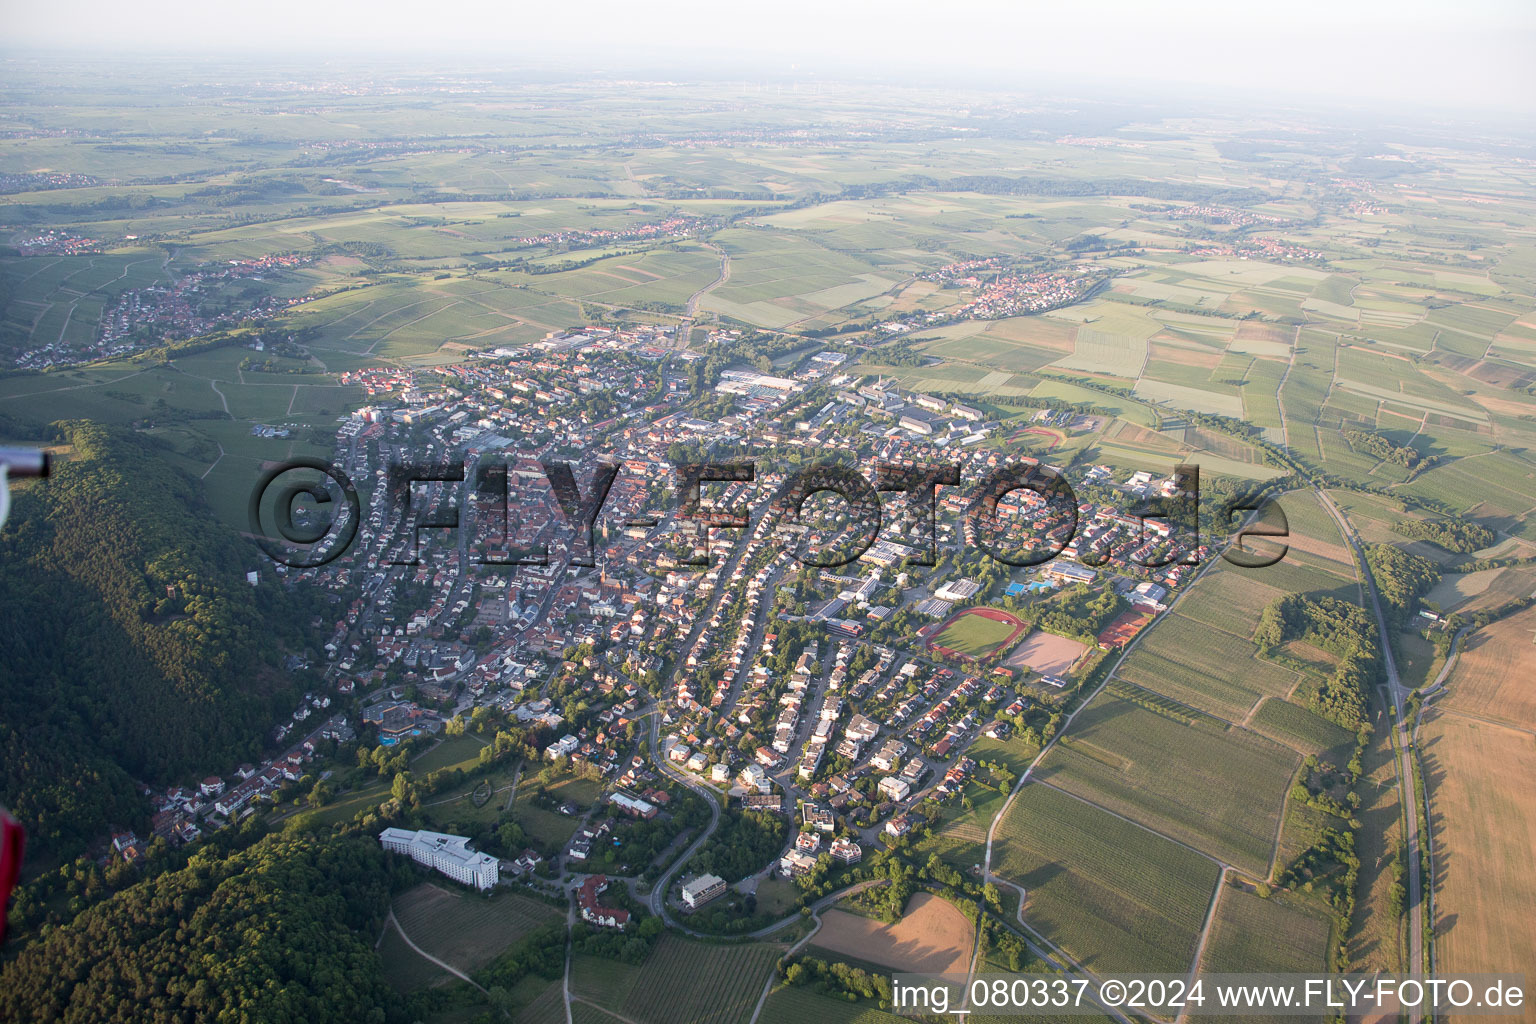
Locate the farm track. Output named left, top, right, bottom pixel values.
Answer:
left=386, top=909, right=489, bottom=995
left=1176, top=867, right=1229, bottom=1024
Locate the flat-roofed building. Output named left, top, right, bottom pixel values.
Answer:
left=681, top=873, right=727, bottom=910
left=380, top=828, right=499, bottom=891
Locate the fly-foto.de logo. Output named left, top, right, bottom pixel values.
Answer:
left=248, top=457, right=1290, bottom=572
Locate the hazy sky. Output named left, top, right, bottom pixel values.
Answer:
left=6, top=0, right=1535, bottom=115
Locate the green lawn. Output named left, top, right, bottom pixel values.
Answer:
left=413, top=734, right=491, bottom=774
left=932, top=610, right=1020, bottom=658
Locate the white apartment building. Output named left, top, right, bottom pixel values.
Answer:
left=680, top=873, right=727, bottom=910
left=380, top=828, right=500, bottom=891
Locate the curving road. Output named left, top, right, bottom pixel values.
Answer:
left=645, top=702, right=723, bottom=925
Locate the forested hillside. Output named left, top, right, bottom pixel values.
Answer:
left=0, top=421, right=309, bottom=861
left=0, top=832, right=406, bottom=1023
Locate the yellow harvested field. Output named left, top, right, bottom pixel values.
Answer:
left=812, top=893, right=975, bottom=975
left=1149, top=342, right=1223, bottom=367
left=1420, top=710, right=1536, bottom=1022
left=1440, top=605, right=1536, bottom=730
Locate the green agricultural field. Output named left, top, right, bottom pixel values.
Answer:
left=1028, top=379, right=1157, bottom=426
left=392, top=883, right=561, bottom=975
left=1133, top=378, right=1246, bottom=418
left=1221, top=558, right=1361, bottom=607
left=574, top=935, right=783, bottom=1024
left=529, top=246, right=723, bottom=308
left=1191, top=885, right=1333, bottom=1024
left=570, top=954, right=644, bottom=1011
left=701, top=228, right=898, bottom=329
left=1395, top=451, right=1536, bottom=536
left=1276, top=490, right=1350, bottom=548
left=376, top=919, right=452, bottom=994
left=1117, top=612, right=1300, bottom=721
left=1172, top=571, right=1287, bottom=636
left=758, top=986, right=908, bottom=1024
left=1052, top=325, right=1150, bottom=379
left=1247, top=698, right=1355, bottom=761
left=1035, top=685, right=1299, bottom=874
left=991, top=782, right=1221, bottom=975
left=515, top=980, right=571, bottom=1024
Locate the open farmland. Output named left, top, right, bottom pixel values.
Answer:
left=1273, top=490, right=1357, bottom=574
left=6, top=59, right=1536, bottom=1024
left=391, top=883, right=561, bottom=974
left=812, top=893, right=975, bottom=976
left=1420, top=711, right=1536, bottom=1012
left=1191, top=885, right=1333, bottom=1024
left=1424, top=565, right=1536, bottom=616
left=700, top=228, right=898, bottom=329
left=758, top=985, right=910, bottom=1024
left=991, top=782, right=1221, bottom=975
left=375, top=920, right=452, bottom=993
left=573, top=934, right=783, bottom=1024
left=1247, top=697, right=1355, bottom=760
left=1116, top=611, right=1300, bottom=722
left=1173, top=570, right=1287, bottom=635
left=1434, top=605, right=1536, bottom=730
left=1396, top=451, right=1536, bottom=539
left=1198, top=883, right=1332, bottom=974
left=1035, top=684, right=1299, bottom=874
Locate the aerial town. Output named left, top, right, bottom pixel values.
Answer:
left=113, top=321, right=1211, bottom=928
